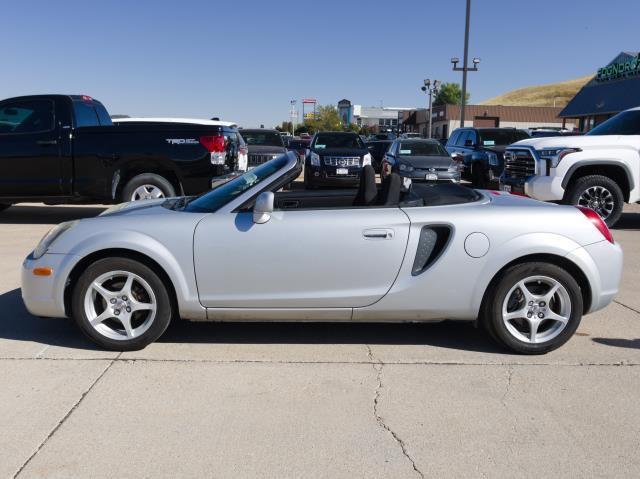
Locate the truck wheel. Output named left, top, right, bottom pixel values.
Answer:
left=121, top=173, right=176, bottom=202
left=564, top=175, right=623, bottom=227
left=482, top=262, right=583, bottom=354
left=71, top=257, right=173, bottom=351
left=0, top=204, right=11, bottom=212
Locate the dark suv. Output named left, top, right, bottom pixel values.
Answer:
left=445, top=127, right=529, bottom=187
left=240, top=129, right=287, bottom=169
left=305, top=132, right=372, bottom=188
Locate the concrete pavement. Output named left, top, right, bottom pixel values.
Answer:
left=1, top=203, right=639, bottom=478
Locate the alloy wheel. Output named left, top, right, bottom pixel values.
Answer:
left=501, top=275, right=572, bottom=344
left=83, top=270, right=157, bottom=341
left=577, top=185, right=614, bottom=220
left=131, top=184, right=165, bottom=201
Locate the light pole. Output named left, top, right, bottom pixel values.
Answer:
left=289, top=100, right=297, bottom=136
left=451, top=0, right=479, bottom=128
left=421, top=79, right=441, bottom=138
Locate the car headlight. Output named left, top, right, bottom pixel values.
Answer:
left=362, top=153, right=372, bottom=166
left=33, top=221, right=78, bottom=259
left=398, top=162, right=414, bottom=172
left=537, top=148, right=581, bottom=168
left=487, top=151, right=499, bottom=166
left=310, top=151, right=320, bottom=166
left=447, top=162, right=461, bottom=172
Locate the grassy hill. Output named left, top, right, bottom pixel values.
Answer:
left=481, top=75, right=592, bottom=107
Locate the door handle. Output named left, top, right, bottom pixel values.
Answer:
left=280, top=200, right=299, bottom=209
left=36, top=140, right=58, bottom=146
left=363, top=228, right=394, bottom=240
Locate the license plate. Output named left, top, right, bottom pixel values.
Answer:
left=501, top=184, right=511, bottom=192
left=336, top=168, right=349, bottom=175
left=425, top=173, right=438, bottom=181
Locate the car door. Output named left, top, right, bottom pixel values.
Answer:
left=193, top=206, right=410, bottom=308
left=0, top=98, right=62, bottom=197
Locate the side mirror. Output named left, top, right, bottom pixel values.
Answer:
left=253, top=191, right=274, bottom=224
left=451, top=152, right=463, bottom=163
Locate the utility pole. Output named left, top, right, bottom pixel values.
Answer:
left=290, top=100, right=297, bottom=136
left=451, top=0, right=479, bottom=128
left=421, top=79, right=441, bottom=138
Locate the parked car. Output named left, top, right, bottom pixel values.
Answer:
left=381, top=138, right=461, bottom=183
left=365, top=139, right=393, bottom=172
left=239, top=129, right=287, bottom=169
left=526, top=128, right=582, bottom=138
left=305, top=131, right=372, bottom=188
left=0, top=95, right=245, bottom=209
left=446, top=127, right=530, bottom=188
left=287, top=138, right=311, bottom=161
left=369, top=132, right=397, bottom=141
left=400, top=132, right=422, bottom=139
left=500, top=107, right=640, bottom=227
left=22, top=153, right=622, bottom=354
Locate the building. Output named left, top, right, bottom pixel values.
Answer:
left=402, top=104, right=574, bottom=140
left=337, top=99, right=413, bottom=132
left=560, top=51, right=640, bottom=131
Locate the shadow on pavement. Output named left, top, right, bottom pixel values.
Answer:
left=592, top=337, right=640, bottom=350
left=0, top=205, right=106, bottom=225
left=612, top=211, right=640, bottom=231
left=0, top=288, right=503, bottom=354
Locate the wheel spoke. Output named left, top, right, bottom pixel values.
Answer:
left=504, top=308, right=527, bottom=321
left=543, top=283, right=560, bottom=304
left=92, top=282, right=114, bottom=301
left=151, top=188, right=164, bottom=198
left=517, top=280, right=534, bottom=303
left=130, top=298, right=155, bottom=312
left=528, top=318, right=540, bottom=343
left=120, top=315, right=135, bottom=338
left=90, top=309, right=113, bottom=326
left=120, top=273, right=134, bottom=298
left=546, top=310, right=569, bottom=325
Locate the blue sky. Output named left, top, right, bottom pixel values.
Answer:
left=3, top=0, right=638, bottom=127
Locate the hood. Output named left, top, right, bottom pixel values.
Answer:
left=511, top=135, right=611, bottom=150
left=397, top=155, right=453, bottom=169
left=99, top=199, right=174, bottom=217
left=313, top=147, right=367, bottom=157
left=247, top=145, right=287, bottom=155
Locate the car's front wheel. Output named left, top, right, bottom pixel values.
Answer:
left=564, top=174, right=624, bottom=228
left=482, top=262, right=583, bottom=354
left=71, top=257, right=173, bottom=350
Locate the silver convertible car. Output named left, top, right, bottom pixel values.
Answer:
left=22, top=153, right=622, bottom=354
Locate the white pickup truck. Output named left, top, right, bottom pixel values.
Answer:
left=499, top=107, right=640, bottom=226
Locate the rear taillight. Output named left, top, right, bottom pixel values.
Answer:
left=200, top=135, right=227, bottom=165
left=576, top=206, right=614, bottom=244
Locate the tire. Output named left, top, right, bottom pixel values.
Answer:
left=564, top=174, right=624, bottom=228
left=482, top=262, right=583, bottom=354
left=71, top=257, right=173, bottom=351
left=303, top=170, right=317, bottom=190
left=0, top=204, right=11, bottom=212
left=471, top=162, right=487, bottom=189
left=120, top=173, right=176, bottom=203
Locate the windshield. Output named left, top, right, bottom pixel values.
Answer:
left=240, top=131, right=284, bottom=147
left=479, top=129, right=529, bottom=146
left=185, top=156, right=289, bottom=213
left=398, top=141, right=448, bottom=156
left=588, top=110, right=640, bottom=136
left=312, top=134, right=365, bottom=149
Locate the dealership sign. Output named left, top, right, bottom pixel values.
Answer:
left=596, top=54, right=640, bottom=82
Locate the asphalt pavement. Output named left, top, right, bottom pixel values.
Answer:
left=1, top=203, right=639, bottom=478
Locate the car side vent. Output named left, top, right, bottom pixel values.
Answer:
left=411, top=225, right=452, bottom=276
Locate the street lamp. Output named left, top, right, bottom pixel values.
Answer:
left=289, top=100, right=297, bottom=136
left=451, top=0, right=480, bottom=127
left=421, top=79, right=441, bottom=139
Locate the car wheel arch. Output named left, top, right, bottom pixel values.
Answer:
left=561, top=161, right=633, bottom=201
left=114, top=160, right=184, bottom=200
left=478, top=253, right=592, bottom=320
left=63, top=248, right=180, bottom=319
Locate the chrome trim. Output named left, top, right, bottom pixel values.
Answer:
left=324, top=156, right=360, bottom=167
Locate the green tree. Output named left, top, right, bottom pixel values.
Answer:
left=434, top=83, right=470, bottom=106
left=302, top=105, right=345, bottom=133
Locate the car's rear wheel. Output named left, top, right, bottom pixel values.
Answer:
left=564, top=175, right=624, bottom=228
left=482, top=262, right=583, bottom=354
left=71, top=257, right=173, bottom=351
left=0, top=204, right=11, bottom=212
left=121, top=173, right=176, bottom=202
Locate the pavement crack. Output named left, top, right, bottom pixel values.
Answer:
left=12, top=353, right=121, bottom=478
left=614, top=300, right=640, bottom=315
left=367, top=345, right=425, bottom=479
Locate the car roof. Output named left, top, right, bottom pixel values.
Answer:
left=113, top=117, right=237, bottom=128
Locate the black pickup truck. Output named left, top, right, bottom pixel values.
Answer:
left=0, top=94, right=245, bottom=210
